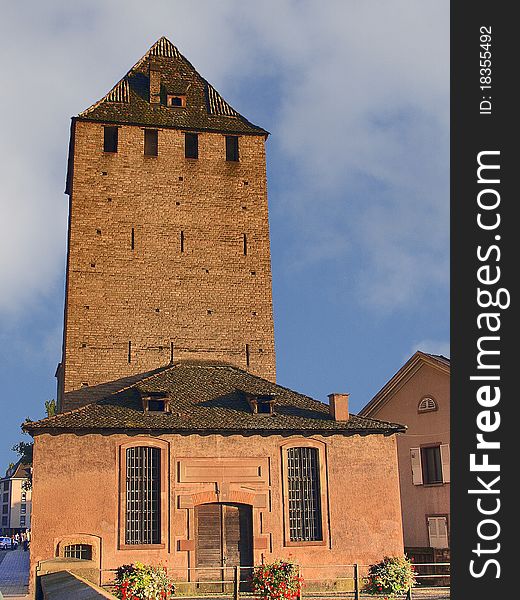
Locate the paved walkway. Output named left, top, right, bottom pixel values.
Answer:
left=0, top=548, right=30, bottom=598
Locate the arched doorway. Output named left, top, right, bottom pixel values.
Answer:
left=195, top=503, right=253, bottom=588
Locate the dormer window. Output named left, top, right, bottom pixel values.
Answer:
left=418, top=396, right=438, bottom=413
left=167, top=95, right=186, bottom=107
left=142, top=392, right=170, bottom=413
left=245, top=393, right=276, bottom=415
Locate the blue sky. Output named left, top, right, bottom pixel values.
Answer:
left=0, top=0, right=449, bottom=469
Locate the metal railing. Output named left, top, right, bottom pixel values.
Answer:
left=99, top=561, right=450, bottom=600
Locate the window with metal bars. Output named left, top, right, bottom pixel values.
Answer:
left=64, top=544, right=92, bottom=560
left=286, top=447, right=323, bottom=542
left=125, top=446, right=161, bottom=544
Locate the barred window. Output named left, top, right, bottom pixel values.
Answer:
left=64, top=544, right=92, bottom=560
left=126, top=446, right=161, bottom=544
left=286, top=447, right=323, bottom=542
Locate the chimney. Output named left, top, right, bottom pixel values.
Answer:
left=149, top=58, right=161, bottom=104
left=328, top=393, right=349, bottom=421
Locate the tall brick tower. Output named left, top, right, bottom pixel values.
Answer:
left=57, top=37, right=276, bottom=410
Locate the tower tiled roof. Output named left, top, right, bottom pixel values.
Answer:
left=77, top=37, right=267, bottom=135
left=24, top=362, right=404, bottom=436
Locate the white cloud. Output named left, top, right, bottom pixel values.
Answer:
left=0, top=0, right=449, bottom=317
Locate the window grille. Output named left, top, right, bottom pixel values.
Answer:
left=64, top=544, right=92, bottom=560
left=125, top=446, right=161, bottom=544
left=286, top=447, right=322, bottom=542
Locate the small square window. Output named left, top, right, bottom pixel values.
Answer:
left=225, top=136, right=239, bottom=162
left=168, top=95, right=185, bottom=107
left=103, top=126, right=118, bottom=153
left=185, top=133, right=198, bottom=159
left=144, top=130, right=158, bottom=157
left=20, top=504, right=26, bottom=514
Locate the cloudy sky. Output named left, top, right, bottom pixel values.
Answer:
left=0, top=0, right=449, bottom=469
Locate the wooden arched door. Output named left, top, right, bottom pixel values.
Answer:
left=195, top=503, right=253, bottom=584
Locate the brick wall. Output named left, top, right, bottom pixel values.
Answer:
left=60, top=121, right=276, bottom=408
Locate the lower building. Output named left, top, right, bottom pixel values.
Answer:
left=25, top=361, right=405, bottom=590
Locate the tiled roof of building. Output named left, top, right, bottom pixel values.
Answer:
left=24, top=362, right=404, bottom=436
left=76, top=37, right=267, bottom=135
left=4, top=459, right=31, bottom=480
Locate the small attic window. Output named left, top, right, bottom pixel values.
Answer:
left=418, top=397, right=438, bottom=413
left=167, top=95, right=185, bottom=107
left=245, top=393, right=276, bottom=415
left=142, top=392, right=170, bottom=413
left=148, top=399, right=166, bottom=412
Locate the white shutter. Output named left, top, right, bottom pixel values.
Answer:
left=428, top=517, right=448, bottom=548
left=440, top=444, right=450, bottom=483
left=410, top=447, right=423, bottom=485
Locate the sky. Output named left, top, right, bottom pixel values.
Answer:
left=0, top=0, right=449, bottom=470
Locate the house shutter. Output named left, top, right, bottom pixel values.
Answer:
left=428, top=516, right=449, bottom=548
left=410, top=447, right=423, bottom=485
left=440, top=444, right=450, bottom=483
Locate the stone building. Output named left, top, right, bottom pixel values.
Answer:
left=26, top=37, right=406, bottom=589
left=359, top=351, right=451, bottom=562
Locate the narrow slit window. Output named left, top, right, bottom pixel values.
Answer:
left=243, top=233, right=248, bottom=256
left=185, top=133, right=198, bottom=159
left=226, top=135, right=239, bottom=161
left=144, top=129, right=158, bottom=156
left=180, top=231, right=184, bottom=253
left=103, top=126, right=118, bottom=153
left=128, top=341, right=132, bottom=363
left=245, top=343, right=250, bottom=367
left=131, top=228, right=135, bottom=250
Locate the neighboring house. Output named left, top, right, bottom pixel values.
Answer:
left=25, top=37, right=406, bottom=590
left=0, top=460, right=32, bottom=535
left=359, top=351, right=450, bottom=562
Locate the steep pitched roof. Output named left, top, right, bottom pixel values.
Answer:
left=359, top=351, right=450, bottom=417
left=76, top=37, right=267, bottom=135
left=24, top=362, right=404, bottom=436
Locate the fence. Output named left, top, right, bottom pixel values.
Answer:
left=99, top=561, right=450, bottom=600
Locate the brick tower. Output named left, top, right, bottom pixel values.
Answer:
left=57, top=37, right=276, bottom=410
